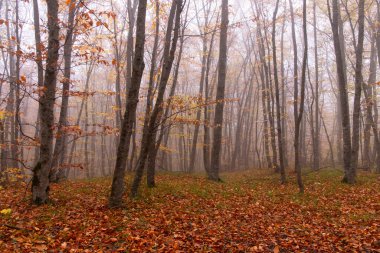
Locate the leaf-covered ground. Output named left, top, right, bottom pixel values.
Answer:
left=0, top=169, right=379, bottom=252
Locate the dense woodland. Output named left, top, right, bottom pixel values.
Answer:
left=0, top=0, right=379, bottom=251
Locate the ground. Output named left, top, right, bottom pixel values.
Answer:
left=0, top=169, right=379, bottom=252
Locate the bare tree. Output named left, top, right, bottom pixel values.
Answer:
left=51, top=0, right=78, bottom=182
left=32, top=0, right=60, bottom=204
left=293, top=0, right=308, bottom=193
left=209, top=0, right=228, bottom=181
left=348, top=0, right=365, bottom=182
left=271, top=0, right=286, bottom=184
left=328, top=0, right=354, bottom=183
left=312, top=0, right=320, bottom=171
left=131, top=0, right=183, bottom=197
left=109, top=0, right=149, bottom=207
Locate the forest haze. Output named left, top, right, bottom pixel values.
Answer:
left=0, top=0, right=379, bottom=251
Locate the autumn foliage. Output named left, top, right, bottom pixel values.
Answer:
left=1, top=169, right=379, bottom=252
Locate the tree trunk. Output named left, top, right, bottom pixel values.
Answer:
left=349, top=0, right=365, bottom=181
left=293, top=0, right=307, bottom=193
left=32, top=0, right=60, bottom=204
left=51, top=0, right=77, bottom=182
left=209, top=0, right=228, bottom=181
left=329, top=0, right=353, bottom=183
left=189, top=36, right=207, bottom=173
left=313, top=0, right=320, bottom=171
left=280, top=13, right=288, bottom=169
left=32, top=0, right=44, bottom=163
left=202, top=17, right=217, bottom=174
left=144, top=0, right=160, bottom=187
left=112, top=2, right=123, bottom=129
left=131, top=0, right=182, bottom=197
left=109, top=0, right=148, bottom=207
left=272, top=0, right=286, bottom=184
left=362, top=38, right=376, bottom=170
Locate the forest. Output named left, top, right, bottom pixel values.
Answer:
left=0, top=0, right=379, bottom=251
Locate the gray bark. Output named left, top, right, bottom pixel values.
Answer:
left=32, top=0, right=60, bottom=204
left=109, top=0, right=148, bottom=207
left=209, top=0, right=228, bottom=181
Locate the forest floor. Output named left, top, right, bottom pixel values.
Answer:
left=0, top=169, right=379, bottom=252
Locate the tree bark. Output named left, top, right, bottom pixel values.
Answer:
left=272, top=0, right=286, bottom=184
left=294, top=0, right=307, bottom=193
left=349, top=0, right=365, bottom=181
left=131, top=0, right=182, bottom=197
left=209, top=0, right=228, bottom=181
left=51, top=0, right=78, bottom=182
left=328, top=0, right=353, bottom=183
left=32, top=0, right=44, bottom=163
left=32, top=0, right=60, bottom=204
left=312, top=0, right=320, bottom=171
left=202, top=17, right=217, bottom=174
left=145, top=0, right=160, bottom=187
left=189, top=35, right=207, bottom=173
left=109, top=0, right=148, bottom=207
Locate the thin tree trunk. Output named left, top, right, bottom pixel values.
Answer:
left=313, top=0, right=320, bottom=171
left=51, top=0, right=77, bottom=182
left=126, top=0, right=139, bottom=170
left=294, top=0, right=307, bottom=193
left=32, top=0, right=44, bottom=163
left=144, top=0, right=160, bottom=187
left=109, top=0, right=148, bottom=207
left=209, top=0, right=228, bottom=181
left=4, top=0, right=17, bottom=169
left=328, top=0, right=353, bottom=183
left=112, top=0, right=123, bottom=129
left=189, top=36, right=207, bottom=173
left=131, top=0, right=182, bottom=197
left=202, top=17, right=217, bottom=174
left=363, top=33, right=377, bottom=170
left=272, top=0, right=286, bottom=184
left=280, top=12, right=288, bottom=169
left=147, top=14, right=187, bottom=185
left=67, top=63, right=94, bottom=171
left=349, top=0, right=365, bottom=181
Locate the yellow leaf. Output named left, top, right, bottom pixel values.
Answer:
left=0, top=111, right=6, bottom=120
left=274, top=246, right=280, bottom=253
left=0, top=208, right=12, bottom=215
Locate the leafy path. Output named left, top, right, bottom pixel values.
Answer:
left=1, top=170, right=379, bottom=252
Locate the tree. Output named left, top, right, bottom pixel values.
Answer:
left=32, top=0, right=60, bottom=204
left=50, top=0, right=78, bottom=182
left=349, top=0, right=365, bottom=179
left=109, top=0, right=149, bottom=207
left=131, top=0, right=183, bottom=197
left=312, top=0, right=320, bottom=171
left=32, top=0, right=44, bottom=163
left=292, top=0, right=308, bottom=193
left=328, top=0, right=353, bottom=183
left=271, top=0, right=286, bottom=184
left=209, top=0, right=228, bottom=181
left=188, top=0, right=210, bottom=173
left=144, top=0, right=160, bottom=187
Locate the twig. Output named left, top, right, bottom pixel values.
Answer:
left=2, top=223, right=27, bottom=231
